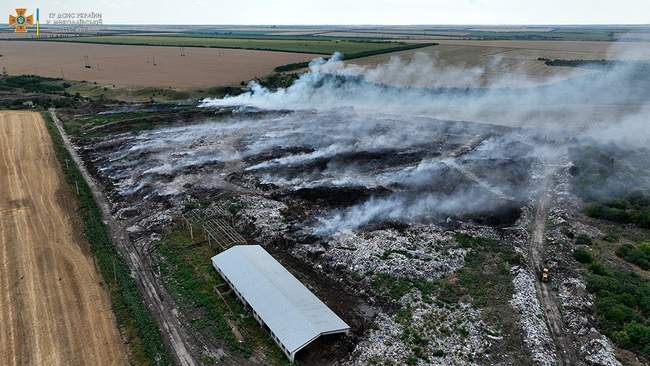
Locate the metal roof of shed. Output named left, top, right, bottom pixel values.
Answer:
left=211, top=245, right=349, bottom=357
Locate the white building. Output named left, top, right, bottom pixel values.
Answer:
left=211, top=245, right=350, bottom=362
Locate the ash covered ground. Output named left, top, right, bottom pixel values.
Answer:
left=73, top=50, right=650, bottom=365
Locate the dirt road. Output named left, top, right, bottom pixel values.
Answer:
left=49, top=110, right=199, bottom=366
left=530, top=164, right=578, bottom=365
left=0, top=111, right=126, bottom=365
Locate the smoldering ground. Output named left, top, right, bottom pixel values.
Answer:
left=90, top=44, right=650, bottom=237
left=94, top=107, right=542, bottom=236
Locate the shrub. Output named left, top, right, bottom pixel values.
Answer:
left=432, top=349, right=445, bottom=357
left=616, top=242, right=650, bottom=270
left=574, top=248, right=593, bottom=263
left=575, top=234, right=593, bottom=246
left=583, top=260, right=650, bottom=358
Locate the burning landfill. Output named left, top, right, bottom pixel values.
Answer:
left=77, top=45, right=650, bottom=365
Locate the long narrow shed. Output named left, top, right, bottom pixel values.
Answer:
left=211, top=245, right=350, bottom=362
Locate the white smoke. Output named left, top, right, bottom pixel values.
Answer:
left=91, top=44, right=650, bottom=236
left=202, top=44, right=650, bottom=137
left=201, top=44, right=650, bottom=235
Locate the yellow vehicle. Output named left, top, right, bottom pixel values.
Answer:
left=541, top=268, right=549, bottom=283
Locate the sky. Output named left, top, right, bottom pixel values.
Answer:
left=2, top=0, right=650, bottom=25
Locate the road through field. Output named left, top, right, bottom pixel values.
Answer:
left=0, top=111, right=126, bottom=366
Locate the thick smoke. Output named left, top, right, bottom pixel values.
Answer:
left=202, top=44, right=650, bottom=138
left=103, top=44, right=650, bottom=236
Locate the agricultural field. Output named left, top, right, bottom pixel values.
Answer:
left=348, top=40, right=650, bottom=86
left=0, top=111, right=126, bottom=366
left=0, top=41, right=319, bottom=88
left=315, top=28, right=613, bottom=41
left=59, top=35, right=416, bottom=56
left=198, top=25, right=643, bottom=41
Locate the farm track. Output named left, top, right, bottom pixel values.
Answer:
left=0, top=111, right=126, bottom=366
left=49, top=110, right=199, bottom=366
left=530, top=164, right=578, bottom=365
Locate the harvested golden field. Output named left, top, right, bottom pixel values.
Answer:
left=0, top=111, right=126, bottom=366
left=0, top=41, right=320, bottom=88
left=349, top=40, right=650, bottom=86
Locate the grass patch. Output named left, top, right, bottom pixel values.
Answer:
left=371, top=234, right=526, bottom=364
left=63, top=111, right=154, bottom=139
left=371, top=234, right=520, bottom=307
left=43, top=112, right=171, bottom=366
left=371, top=234, right=526, bottom=362
left=157, top=225, right=289, bottom=365
left=371, top=273, right=436, bottom=302
left=440, top=234, right=521, bottom=306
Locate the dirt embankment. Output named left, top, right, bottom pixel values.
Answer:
left=0, top=111, right=126, bottom=365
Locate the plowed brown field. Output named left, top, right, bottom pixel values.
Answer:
left=0, top=41, right=320, bottom=88
left=0, top=111, right=126, bottom=366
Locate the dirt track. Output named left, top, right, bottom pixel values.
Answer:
left=0, top=111, right=126, bottom=366
left=530, top=163, right=577, bottom=365
left=49, top=110, right=200, bottom=365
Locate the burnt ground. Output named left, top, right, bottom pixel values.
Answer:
left=59, top=104, right=629, bottom=365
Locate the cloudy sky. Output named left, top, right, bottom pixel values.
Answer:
left=3, top=0, right=650, bottom=24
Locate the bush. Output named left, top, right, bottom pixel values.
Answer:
left=1, top=74, right=65, bottom=93
left=256, top=73, right=300, bottom=90
left=432, top=349, right=445, bottom=357
left=575, top=234, right=593, bottom=246
left=584, top=260, right=650, bottom=358
left=274, top=61, right=310, bottom=72
left=574, top=248, right=593, bottom=263
left=586, top=200, right=650, bottom=229
left=617, top=242, right=650, bottom=270
left=589, top=261, right=611, bottom=276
